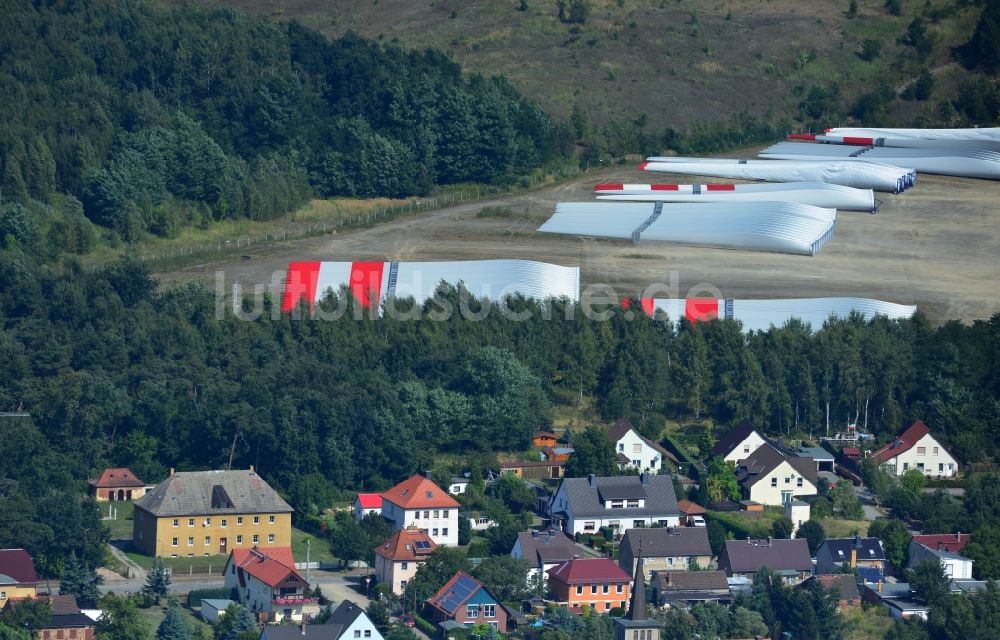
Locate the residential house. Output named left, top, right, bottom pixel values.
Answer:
left=381, top=474, right=459, bottom=547
left=651, top=571, right=732, bottom=608
left=718, top=538, right=813, bottom=585
left=816, top=537, right=887, bottom=582
left=908, top=535, right=974, bottom=580
left=3, top=594, right=95, bottom=640
left=798, top=575, right=862, bottom=610
left=448, top=477, right=469, bottom=495
left=88, top=468, right=151, bottom=502
left=425, top=572, right=511, bottom=633
left=500, top=460, right=565, bottom=481
left=259, top=625, right=345, bottom=640
left=533, top=431, right=559, bottom=448
left=373, top=527, right=436, bottom=596
left=132, top=468, right=293, bottom=557
left=861, top=582, right=929, bottom=621
left=711, top=420, right=768, bottom=464
left=676, top=500, right=706, bottom=527
left=511, top=529, right=580, bottom=585
left=735, top=443, right=818, bottom=506
left=618, top=527, right=713, bottom=580
left=353, top=494, right=382, bottom=522
left=462, top=511, right=497, bottom=532
left=613, top=547, right=660, bottom=640
left=543, top=447, right=574, bottom=463
left=327, top=600, right=384, bottom=640
left=795, top=446, right=835, bottom=473
left=869, top=420, right=959, bottom=477
left=223, top=547, right=317, bottom=623
left=547, top=558, right=631, bottom=614
left=0, top=549, right=38, bottom=608
left=548, top=473, right=680, bottom=536
left=608, top=418, right=678, bottom=474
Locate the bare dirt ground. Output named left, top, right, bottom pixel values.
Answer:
left=157, top=165, right=1000, bottom=325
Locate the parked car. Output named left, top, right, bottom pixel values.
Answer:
left=690, top=515, right=706, bottom=527
left=401, top=613, right=415, bottom=628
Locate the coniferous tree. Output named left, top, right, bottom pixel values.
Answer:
left=156, top=606, right=190, bottom=640
left=142, top=558, right=171, bottom=606
left=59, top=553, right=103, bottom=608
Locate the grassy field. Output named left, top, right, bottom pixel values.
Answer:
left=138, top=602, right=213, bottom=637
left=291, top=527, right=339, bottom=566
left=102, top=500, right=136, bottom=540
left=171, top=0, right=984, bottom=134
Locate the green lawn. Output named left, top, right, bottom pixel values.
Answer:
left=124, top=548, right=228, bottom=575
left=101, top=500, right=136, bottom=540
left=138, top=603, right=213, bottom=637
left=819, top=517, right=870, bottom=538
left=291, top=527, right=339, bottom=565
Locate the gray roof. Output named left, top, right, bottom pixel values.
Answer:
left=621, top=527, right=712, bottom=559
left=800, top=574, right=861, bottom=602
left=514, top=530, right=578, bottom=567
left=712, top=420, right=758, bottom=458
left=259, top=624, right=344, bottom=640
left=797, top=446, right=834, bottom=462
left=134, top=470, right=293, bottom=517
left=737, top=443, right=818, bottom=487
left=329, top=600, right=366, bottom=629
left=821, top=537, right=886, bottom=563
left=720, top=538, right=812, bottom=575
left=653, top=570, right=730, bottom=592
left=557, top=474, right=678, bottom=518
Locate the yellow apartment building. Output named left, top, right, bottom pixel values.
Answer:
left=132, top=468, right=293, bottom=557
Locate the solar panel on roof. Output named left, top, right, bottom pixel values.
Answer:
left=414, top=540, right=432, bottom=550
left=438, top=574, right=479, bottom=613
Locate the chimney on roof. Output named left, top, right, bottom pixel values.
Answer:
left=423, top=470, right=432, bottom=480
left=588, top=474, right=597, bottom=487
left=850, top=547, right=857, bottom=568
left=249, top=465, right=255, bottom=474
left=169, top=468, right=175, bottom=476
left=956, top=532, right=961, bottom=541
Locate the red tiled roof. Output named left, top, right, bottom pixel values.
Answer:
left=89, top=467, right=146, bottom=488
left=0, top=549, right=38, bottom=585
left=356, top=493, right=383, bottom=509
left=870, top=420, right=931, bottom=464
left=226, top=547, right=300, bottom=588
left=677, top=499, right=707, bottom=515
left=500, top=460, right=565, bottom=469
left=546, top=558, right=630, bottom=585
left=911, top=533, right=972, bottom=554
left=374, top=527, right=436, bottom=562
left=382, top=475, right=459, bottom=510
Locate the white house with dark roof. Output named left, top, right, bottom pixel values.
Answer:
left=869, top=420, right=958, bottom=477
left=711, top=420, right=768, bottom=464
left=328, top=600, right=384, bottom=640
left=548, top=473, right=680, bottom=536
left=608, top=418, right=678, bottom=473
left=816, top=536, right=887, bottom=582
left=907, top=538, right=974, bottom=580
left=735, top=443, right=818, bottom=506
left=718, top=538, right=812, bottom=584
left=511, top=529, right=581, bottom=584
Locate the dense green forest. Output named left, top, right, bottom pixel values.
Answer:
left=0, top=0, right=572, bottom=248
left=2, top=254, right=1000, bottom=573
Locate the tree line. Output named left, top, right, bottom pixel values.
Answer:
left=0, top=0, right=574, bottom=247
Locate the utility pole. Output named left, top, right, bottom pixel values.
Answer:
left=306, top=538, right=311, bottom=582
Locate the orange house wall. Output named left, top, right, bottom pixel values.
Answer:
left=550, top=580, right=630, bottom=613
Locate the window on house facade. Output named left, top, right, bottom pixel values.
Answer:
left=632, top=459, right=641, bottom=467
left=939, top=464, right=945, bottom=472
left=633, top=444, right=642, bottom=454
left=611, top=500, right=624, bottom=509
left=744, top=445, right=751, bottom=454
left=187, top=537, right=194, bottom=546
left=221, top=519, right=227, bottom=528
left=467, top=605, right=478, bottom=618
left=433, top=510, right=439, bottom=518
left=188, top=518, right=194, bottom=527
left=785, top=476, right=791, bottom=484
left=627, top=500, right=639, bottom=508
left=443, top=528, right=449, bottom=536
left=771, top=478, right=778, bottom=487
left=268, top=534, right=275, bottom=543
left=602, top=584, right=609, bottom=593
left=353, top=631, right=360, bottom=638
left=917, top=447, right=926, bottom=455
left=933, top=447, right=939, bottom=455
left=237, top=535, right=243, bottom=544
left=401, top=562, right=408, bottom=570
left=424, top=511, right=430, bottom=519
left=483, top=605, right=496, bottom=618
left=204, top=518, right=211, bottom=526
left=364, top=632, right=371, bottom=638
left=797, top=477, right=803, bottom=487
left=253, top=534, right=259, bottom=544
left=584, top=522, right=596, bottom=532
left=576, top=586, right=583, bottom=595
left=619, top=443, right=625, bottom=451
left=171, top=538, right=178, bottom=547
left=591, top=585, right=598, bottom=594
left=253, top=516, right=259, bottom=525
left=433, top=528, right=439, bottom=537
left=237, top=517, right=243, bottom=525
left=172, top=519, right=179, bottom=527
left=617, top=584, right=623, bottom=593
left=204, top=536, right=211, bottom=546
left=269, top=515, right=275, bottom=524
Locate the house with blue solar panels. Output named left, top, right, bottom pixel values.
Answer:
left=425, top=571, right=511, bottom=633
